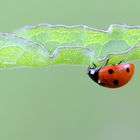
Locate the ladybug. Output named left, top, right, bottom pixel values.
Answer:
left=87, top=60, right=135, bottom=88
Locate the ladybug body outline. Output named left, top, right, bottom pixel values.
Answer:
left=88, top=62, right=135, bottom=88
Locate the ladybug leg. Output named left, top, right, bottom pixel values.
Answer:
left=118, top=57, right=128, bottom=64
left=118, top=60, right=123, bottom=64
left=103, top=58, right=110, bottom=66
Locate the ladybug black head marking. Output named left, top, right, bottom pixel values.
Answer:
left=87, top=67, right=99, bottom=83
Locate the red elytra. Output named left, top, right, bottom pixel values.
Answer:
left=88, top=63, right=135, bottom=88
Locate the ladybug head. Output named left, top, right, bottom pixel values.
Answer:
left=87, top=67, right=99, bottom=83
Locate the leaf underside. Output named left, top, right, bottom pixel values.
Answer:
left=0, top=24, right=140, bottom=67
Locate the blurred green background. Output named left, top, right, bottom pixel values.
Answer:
left=0, top=0, right=140, bottom=140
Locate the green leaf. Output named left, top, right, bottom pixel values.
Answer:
left=0, top=24, right=140, bottom=67
left=0, top=33, right=50, bottom=67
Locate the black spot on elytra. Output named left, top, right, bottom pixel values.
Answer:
left=108, top=69, right=114, bottom=74
left=113, top=80, right=119, bottom=86
left=126, top=67, right=130, bottom=73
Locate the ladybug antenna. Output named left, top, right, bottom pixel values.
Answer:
left=93, top=63, right=97, bottom=68
left=88, top=62, right=97, bottom=69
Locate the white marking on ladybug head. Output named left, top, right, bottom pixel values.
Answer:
left=90, top=69, right=95, bottom=75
